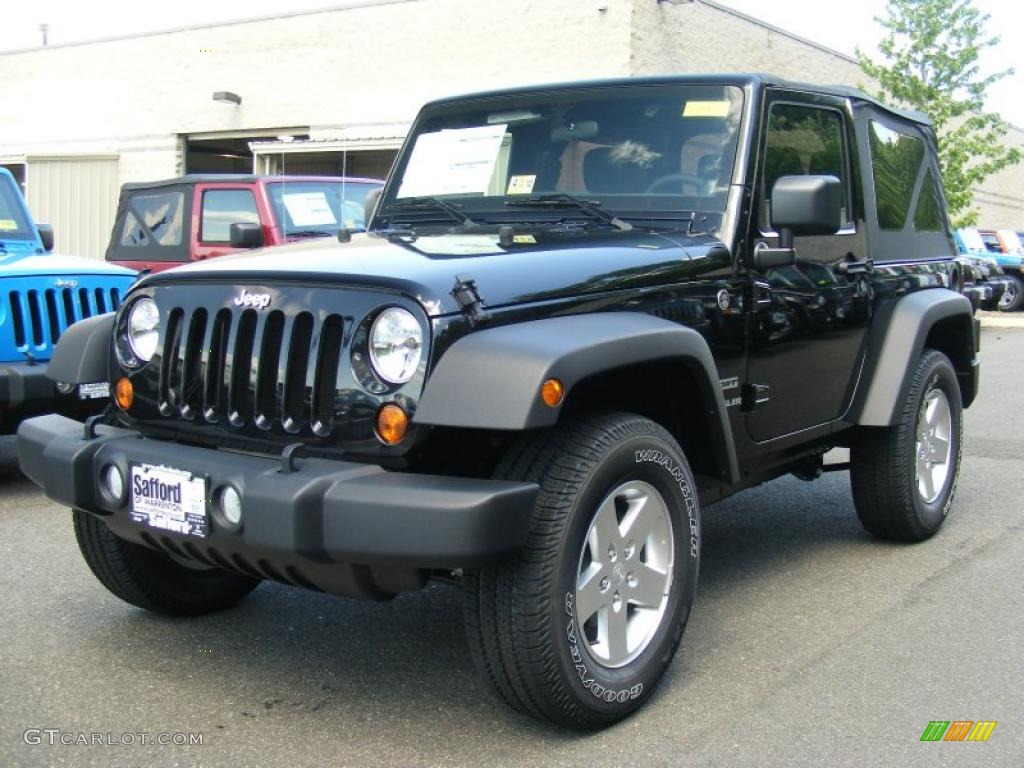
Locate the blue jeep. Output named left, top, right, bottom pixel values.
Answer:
left=1, top=167, right=136, bottom=432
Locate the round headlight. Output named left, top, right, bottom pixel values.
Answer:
left=127, top=298, right=160, bottom=363
left=368, top=308, right=423, bottom=384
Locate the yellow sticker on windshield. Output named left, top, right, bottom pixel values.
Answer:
left=683, top=101, right=731, bottom=118
left=507, top=174, right=537, bottom=195
left=0, top=219, right=17, bottom=231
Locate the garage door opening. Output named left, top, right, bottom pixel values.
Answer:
left=185, top=130, right=308, bottom=174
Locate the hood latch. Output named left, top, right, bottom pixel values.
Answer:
left=451, top=275, right=490, bottom=328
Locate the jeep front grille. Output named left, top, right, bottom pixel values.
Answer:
left=7, top=286, right=122, bottom=351
left=158, top=305, right=344, bottom=436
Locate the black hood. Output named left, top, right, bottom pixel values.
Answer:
left=141, top=228, right=728, bottom=316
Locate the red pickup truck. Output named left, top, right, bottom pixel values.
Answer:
left=105, top=175, right=383, bottom=273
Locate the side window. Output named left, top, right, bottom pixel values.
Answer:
left=761, top=103, right=849, bottom=229
left=867, top=120, right=924, bottom=230
left=913, top=168, right=943, bottom=232
left=200, top=189, right=259, bottom=243
left=121, top=192, right=184, bottom=246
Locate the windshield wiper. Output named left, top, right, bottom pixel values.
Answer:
left=386, top=196, right=477, bottom=226
left=286, top=230, right=335, bottom=238
left=504, top=194, right=633, bottom=232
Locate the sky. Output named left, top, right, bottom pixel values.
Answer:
left=0, top=0, right=1021, bottom=126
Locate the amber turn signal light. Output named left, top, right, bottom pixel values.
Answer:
left=376, top=403, right=409, bottom=445
left=541, top=378, right=564, bottom=407
left=115, top=377, right=134, bottom=410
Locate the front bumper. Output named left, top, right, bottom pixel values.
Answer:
left=0, top=361, right=54, bottom=412
left=18, top=414, right=537, bottom=579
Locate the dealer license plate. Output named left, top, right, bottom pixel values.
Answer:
left=129, top=463, right=208, bottom=537
left=77, top=382, right=110, bottom=400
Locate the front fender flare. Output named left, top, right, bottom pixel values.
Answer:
left=415, top=312, right=739, bottom=482
left=45, top=313, right=114, bottom=384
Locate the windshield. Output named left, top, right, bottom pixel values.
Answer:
left=266, top=180, right=381, bottom=236
left=379, top=84, right=744, bottom=229
left=0, top=176, right=34, bottom=241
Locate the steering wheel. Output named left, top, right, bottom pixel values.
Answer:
left=645, top=173, right=705, bottom=194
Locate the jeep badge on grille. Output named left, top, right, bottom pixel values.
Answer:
left=234, top=289, right=271, bottom=309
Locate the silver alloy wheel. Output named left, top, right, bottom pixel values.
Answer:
left=916, top=387, right=953, bottom=504
left=575, top=480, right=674, bottom=669
left=999, top=281, right=1018, bottom=309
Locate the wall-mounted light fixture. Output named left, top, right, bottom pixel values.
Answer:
left=212, top=91, right=242, bottom=106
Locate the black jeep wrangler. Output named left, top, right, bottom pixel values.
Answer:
left=18, top=75, right=978, bottom=729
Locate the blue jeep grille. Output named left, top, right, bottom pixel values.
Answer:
left=7, top=286, right=122, bottom=352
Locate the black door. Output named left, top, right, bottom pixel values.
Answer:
left=744, top=92, right=873, bottom=442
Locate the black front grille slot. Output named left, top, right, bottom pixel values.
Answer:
left=228, top=310, right=257, bottom=425
left=203, top=310, right=232, bottom=421
left=254, top=311, right=285, bottom=428
left=282, top=312, right=314, bottom=432
left=179, top=309, right=208, bottom=418
left=312, top=314, right=343, bottom=434
left=26, top=290, right=44, bottom=346
left=44, top=290, right=61, bottom=344
left=8, top=292, right=26, bottom=348
left=160, top=309, right=184, bottom=410
left=78, top=288, right=92, bottom=319
left=110, top=288, right=121, bottom=309
left=61, top=289, right=76, bottom=327
left=94, top=288, right=107, bottom=314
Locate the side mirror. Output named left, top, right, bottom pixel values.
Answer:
left=754, top=175, right=842, bottom=270
left=37, top=223, right=55, bottom=252
left=229, top=222, right=264, bottom=249
left=363, top=187, right=383, bottom=230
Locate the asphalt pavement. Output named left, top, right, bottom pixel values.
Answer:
left=1, top=326, right=1022, bottom=767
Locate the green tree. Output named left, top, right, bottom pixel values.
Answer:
left=857, top=0, right=1021, bottom=226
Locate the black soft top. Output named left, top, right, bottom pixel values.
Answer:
left=423, top=73, right=931, bottom=128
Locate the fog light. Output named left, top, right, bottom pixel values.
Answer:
left=219, top=486, right=243, bottom=526
left=103, top=464, right=125, bottom=502
left=376, top=403, right=409, bottom=445
left=541, top=378, right=564, bottom=407
left=115, top=377, right=134, bottom=410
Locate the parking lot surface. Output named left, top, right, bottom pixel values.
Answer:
left=1, top=327, right=1022, bottom=767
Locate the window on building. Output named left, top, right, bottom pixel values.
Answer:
left=121, top=191, right=184, bottom=246
left=200, top=189, right=259, bottom=243
left=868, top=120, right=925, bottom=230
left=760, top=103, right=849, bottom=229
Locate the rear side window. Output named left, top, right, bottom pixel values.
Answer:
left=121, top=192, right=184, bottom=246
left=868, top=121, right=924, bottom=230
left=913, top=168, right=943, bottom=232
left=200, top=189, right=259, bottom=243
left=760, top=103, right=849, bottom=228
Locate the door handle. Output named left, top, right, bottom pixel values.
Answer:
left=837, top=258, right=873, bottom=275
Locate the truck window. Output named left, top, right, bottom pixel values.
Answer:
left=913, top=168, right=943, bottom=232
left=200, top=189, right=259, bottom=243
left=760, top=103, right=849, bottom=229
left=868, top=121, right=925, bottom=231
left=121, top=192, right=185, bottom=247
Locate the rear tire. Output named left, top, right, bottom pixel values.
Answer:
left=464, top=412, right=700, bottom=729
left=850, top=350, right=962, bottom=542
left=998, top=273, right=1023, bottom=311
left=73, top=510, right=261, bottom=615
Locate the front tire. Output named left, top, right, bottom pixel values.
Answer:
left=850, top=349, right=963, bottom=541
left=464, top=412, right=700, bottom=729
left=73, top=510, right=261, bottom=615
